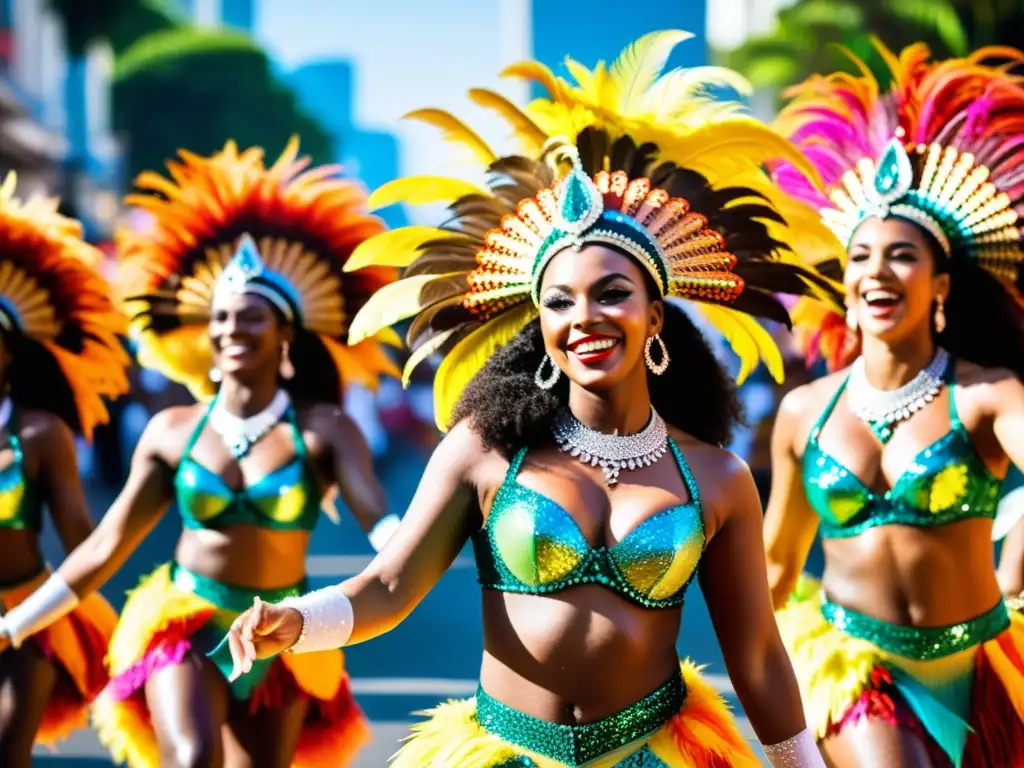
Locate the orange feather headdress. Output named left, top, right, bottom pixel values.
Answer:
left=117, top=137, right=400, bottom=402
left=0, top=172, right=129, bottom=439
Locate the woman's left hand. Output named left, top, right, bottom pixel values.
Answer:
left=225, top=597, right=303, bottom=680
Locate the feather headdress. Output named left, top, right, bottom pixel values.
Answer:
left=773, top=41, right=1024, bottom=369
left=118, top=137, right=400, bottom=401
left=346, top=30, right=841, bottom=430
left=0, top=172, right=129, bottom=439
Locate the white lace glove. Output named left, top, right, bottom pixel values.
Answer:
left=763, top=729, right=826, bottom=767
left=278, top=586, right=354, bottom=654
left=0, top=573, right=79, bottom=649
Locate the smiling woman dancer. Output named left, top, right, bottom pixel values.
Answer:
left=223, top=32, right=838, bottom=768
left=0, top=173, right=127, bottom=767
left=0, top=139, right=401, bottom=768
left=764, top=43, right=1024, bottom=767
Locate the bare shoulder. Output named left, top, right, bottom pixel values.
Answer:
left=15, top=408, right=76, bottom=449
left=955, top=360, right=1024, bottom=412
left=139, top=404, right=207, bottom=466
left=433, top=418, right=509, bottom=492
left=779, top=368, right=847, bottom=421
left=667, top=429, right=759, bottom=535
left=295, top=402, right=361, bottom=453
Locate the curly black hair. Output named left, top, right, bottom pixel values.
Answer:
left=451, top=298, right=744, bottom=457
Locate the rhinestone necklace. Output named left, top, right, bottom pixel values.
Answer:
left=846, top=347, right=949, bottom=442
left=552, top=408, right=669, bottom=486
left=209, top=389, right=291, bottom=460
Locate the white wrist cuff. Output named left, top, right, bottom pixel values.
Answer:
left=278, top=586, right=353, bottom=653
left=368, top=514, right=400, bottom=553
left=0, top=574, right=79, bottom=649
left=763, top=729, right=825, bottom=768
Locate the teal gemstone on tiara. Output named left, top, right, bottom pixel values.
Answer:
left=874, top=141, right=910, bottom=199
left=872, top=140, right=905, bottom=196
left=560, top=167, right=594, bottom=226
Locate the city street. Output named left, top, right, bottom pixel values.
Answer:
left=33, top=439, right=770, bottom=767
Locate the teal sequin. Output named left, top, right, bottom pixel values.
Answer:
left=174, top=400, right=322, bottom=532
left=803, top=359, right=1001, bottom=539
left=472, top=438, right=705, bottom=609
left=168, top=563, right=306, bottom=700
left=477, top=669, right=684, bottom=766
left=560, top=168, right=593, bottom=225
left=0, top=409, right=41, bottom=531
left=821, top=598, right=1010, bottom=660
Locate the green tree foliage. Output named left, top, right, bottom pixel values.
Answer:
left=717, top=0, right=1019, bottom=97
left=113, top=28, right=333, bottom=180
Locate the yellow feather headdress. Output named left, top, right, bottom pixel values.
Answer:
left=346, top=30, right=841, bottom=430
left=118, top=137, right=400, bottom=402
left=0, top=172, right=129, bottom=439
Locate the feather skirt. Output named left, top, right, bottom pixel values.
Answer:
left=776, top=575, right=1024, bottom=767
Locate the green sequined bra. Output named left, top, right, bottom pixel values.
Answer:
left=804, top=358, right=1002, bottom=539
left=472, top=437, right=705, bottom=609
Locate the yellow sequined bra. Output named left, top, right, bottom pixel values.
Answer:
left=804, top=359, right=1002, bottom=539
left=472, top=438, right=705, bottom=608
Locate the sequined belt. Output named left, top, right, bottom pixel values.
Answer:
left=474, top=667, right=685, bottom=766
left=821, top=597, right=1010, bottom=660
left=169, top=562, right=306, bottom=614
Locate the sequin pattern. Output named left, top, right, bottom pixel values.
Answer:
left=803, top=367, right=1002, bottom=539
left=0, top=432, right=40, bottom=530
left=473, top=438, right=705, bottom=609
left=174, top=404, right=322, bottom=532
left=821, top=598, right=1010, bottom=660
left=477, top=670, right=684, bottom=766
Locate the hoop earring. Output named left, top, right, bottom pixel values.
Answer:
left=934, top=295, right=946, bottom=334
left=534, top=355, right=561, bottom=390
left=209, top=366, right=223, bottom=383
left=280, top=341, right=295, bottom=380
left=644, top=334, right=670, bottom=375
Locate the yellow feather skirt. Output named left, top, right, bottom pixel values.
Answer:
left=389, top=660, right=761, bottom=768
left=776, top=575, right=1024, bottom=767
left=90, top=563, right=371, bottom=768
left=0, top=568, right=118, bottom=748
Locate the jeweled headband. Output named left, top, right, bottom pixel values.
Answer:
left=212, top=234, right=302, bottom=323
left=466, top=140, right=745, bottom=317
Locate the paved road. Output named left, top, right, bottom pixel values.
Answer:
left=32, top=438, right=782, bottom=767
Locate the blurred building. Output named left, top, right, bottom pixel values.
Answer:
left=2, top=0, right=122, bottom=236
left=0, top=0, right=65, bottom=195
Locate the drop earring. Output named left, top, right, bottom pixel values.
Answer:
left=280, top=341, right=295, bottom=380
left=209, top=366, right=223, bottom=383
left=846, top=308, right=858, bottom=332
left=934, top=295, right=946, bottom=334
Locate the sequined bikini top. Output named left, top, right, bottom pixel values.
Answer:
left=804, top=358, right=1002, bottom=539
left=472, top=437, right=706, bottom=608
left=0, top=413, right=41, bottom=531
left=174, top=403, right=322, bottom=532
